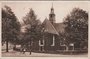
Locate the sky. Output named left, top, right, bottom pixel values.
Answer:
left=2, top=1, right=88, bottom=23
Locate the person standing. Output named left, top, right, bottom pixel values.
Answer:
left=22, top=44, right=26, bottom=54
left=28, top=41, right=32, bottom=55
left=29, top=46, right=32, bottom=55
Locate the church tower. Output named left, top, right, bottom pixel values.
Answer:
left=49, top=3, right=56, bottom=24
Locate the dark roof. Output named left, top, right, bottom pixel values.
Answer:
left=42, top=18, right=66, bottom=35
left=53, top=23, right=66, bottom=34
left=42, top=18, right=59, bottom=35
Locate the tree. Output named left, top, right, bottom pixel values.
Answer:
left=63, top=8, right=88, bottom=51
left=22, top=8, right=42, bottom=50
left=2, top=5, right=21, bottom=52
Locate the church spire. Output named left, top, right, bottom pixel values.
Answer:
left=52, top=3, right=53, bottom=9
left=51, top=3, right=54, bottom=14
left=49, top=3, right=56, bottom=24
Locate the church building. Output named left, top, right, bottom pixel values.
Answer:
left=36, top=5, right=66, bottom=52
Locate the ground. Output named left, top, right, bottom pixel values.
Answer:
left=2, top=43, right=88, bottom=57
left=2, top=49, right=88, bottom=57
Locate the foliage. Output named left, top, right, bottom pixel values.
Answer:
left=22, top=8, right=42, bottom=44
left=63, top=8, right=88, bottom=50
left=2, top=5, right=21, bottom=45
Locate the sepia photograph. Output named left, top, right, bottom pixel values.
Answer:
left=1, top=1, right=88, bottom=57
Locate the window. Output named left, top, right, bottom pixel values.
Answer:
left=51, top=35, right=55, bottom=46
left=39, top=39, right=44, bottom=46
left=60, top=41, right=65, bottom=46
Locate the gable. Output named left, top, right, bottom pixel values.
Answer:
left=42, top=19, right=59, bottom=35
left=53, top=23, right=66, bottom=34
